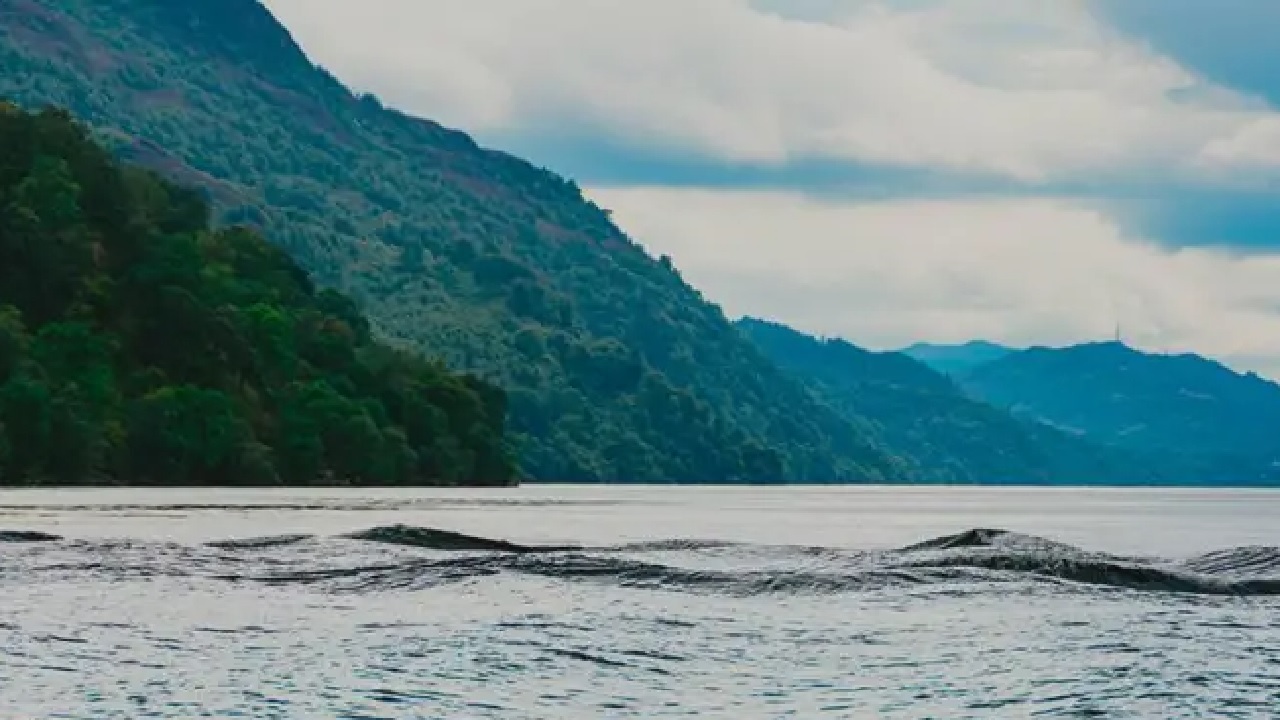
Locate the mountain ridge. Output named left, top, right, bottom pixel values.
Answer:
left=901, top=340, right=1016, bottom=376
left=736, top=318, right=1167, bottom=485
left=0, top=0, right=904, bottom=482
left=960, top=341, right=1280, bottom=485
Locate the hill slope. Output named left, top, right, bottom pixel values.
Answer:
left=962, top=342, right=1280, bottom=485
left=738, top=319, right=1168, bottom=485
left=902, top=341, right=1015, bottom=377
left=0, top=0, right=904, bottom=482
left=0, top=103, right=513, bottom=486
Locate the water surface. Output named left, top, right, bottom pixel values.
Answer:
left=1, top=486, right=1276, bottom=718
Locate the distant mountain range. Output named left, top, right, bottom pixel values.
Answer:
left=738, top=320, right=1165, bottom=485
left=961, top=342, right=1280, bottom=486
left=774, top=329, right=1278, bottom=486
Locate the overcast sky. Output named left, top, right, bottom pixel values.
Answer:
left=263, top=0, right=1280, bottom=378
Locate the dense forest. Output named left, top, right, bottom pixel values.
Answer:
left=737, top=319, right=1168, bottom=485
left=0, top=0, right=906, bottom=483
left=0, top=104, right=514, bottom=486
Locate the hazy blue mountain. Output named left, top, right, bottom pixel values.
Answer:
left=962, top=342, right=1280, bottom=486
left=902, top=341, right=1016, bottom=376
left=737, top=319, right=1168, bottom=485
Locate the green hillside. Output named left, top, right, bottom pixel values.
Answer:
left=0, top=0, right=904, bottom=482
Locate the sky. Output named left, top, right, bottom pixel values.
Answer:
left=263, top=0, right=1280, bottom=378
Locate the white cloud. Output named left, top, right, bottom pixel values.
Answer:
left=265, top=0, right=1272, bottom=182
left=1197, top=116, right=1280, bottom=170
left=589, top=186, right=1280, bottom=378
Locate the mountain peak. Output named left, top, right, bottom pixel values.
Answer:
left=170, top=0, right=304, bottom=63
left=1036, top=340, right=1135, bottom=358
left=902, top=340, right=1016, bottom=376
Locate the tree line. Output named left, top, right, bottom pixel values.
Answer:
left=0, top=104, right=515, bottom=486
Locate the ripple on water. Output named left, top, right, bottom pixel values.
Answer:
left=0, top=515, right=1277, bottom=718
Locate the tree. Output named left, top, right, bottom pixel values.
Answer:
left=126, top=385, right=255, bottom=485
left=0, top=374, right=53, bottom=482
left=0, top=306, right=28, bottom=381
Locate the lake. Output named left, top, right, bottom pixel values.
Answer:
left=1, top=486, right=1277, bottom=718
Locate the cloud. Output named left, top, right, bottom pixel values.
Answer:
left=264, top=0, right=1274, bottom=185
left=1089, top=0, right=1280, bottom=107
left=1197, top=117, right=1280, bottom=169
left=589, top=186, right=1280, bottom=378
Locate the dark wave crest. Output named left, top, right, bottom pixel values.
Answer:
left=206, top=534, right=314, bottom=550
left=3, top=526, right=1277, bottom=598
left=898, top=528, right=1080, bottom=554
left=900, top=528, right=1011, bottom=551
left=0, top=530, right=61, bottom=543
left=345, top=525, right=579, bottom=553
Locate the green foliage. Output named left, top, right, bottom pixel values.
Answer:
left=0, top=106, right=514, bottom=486
left=126, top=385, right=256, bottom=485
left=0, top=306, right=28, bottom=381
left=0, top=0, right=907, bottom=482
left=0, top=374, right=54, bottom=482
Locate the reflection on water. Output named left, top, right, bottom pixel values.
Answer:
left=1, top=487, right=1277, bottom=718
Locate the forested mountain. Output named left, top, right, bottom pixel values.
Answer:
left=961, top=342, right=1280, bottom=485
left=0, top=104, right=513, bottom=486
left=737, top=319, right=1168, bottom=485
left=902, top=341, right=1015, bottom=377
left=0, top=0, right=905, bottom=482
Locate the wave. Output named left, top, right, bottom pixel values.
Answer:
left=3, top=526, right=1277, bottom=598
left=1178, top=546, right=1280, bottom=577
left=894, top=550, right=1280, bottom=596
left=218, top=526, right=1277, bottom=598
left=890, top=530, right=1280, bottom=596
left=900, top=528, right=1011, bottom=551
left=205, top=534, right=314, bottom=550
left=223, top=549, right=1280, bottom=598
left=225, top=553, right=926, bottom=596
left=0, top=530, right=61, bottom=543
left=898, top=528, right=1080, bottom=554
left=345, top=525, right=579, bottom=553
